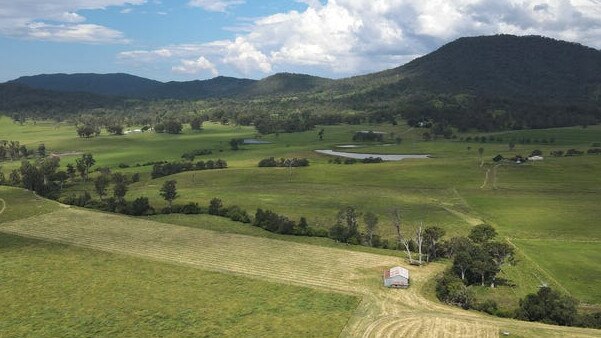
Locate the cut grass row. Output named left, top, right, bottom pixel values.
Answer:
left=0, top=232, right=359, bottom=337
left=2, top=204, right=599, bottom=337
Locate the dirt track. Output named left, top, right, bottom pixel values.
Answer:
left=1, top=207, right=599, bottom=337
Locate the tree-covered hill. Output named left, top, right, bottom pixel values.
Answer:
left=10, top=73, right=162, bottom=98
left=0, top=83, right=123, bottom=119
left=335, top=35, right=601, bottom=130
left=3, top=35, right=601, bottom=130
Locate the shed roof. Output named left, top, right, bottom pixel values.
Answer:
left=385, top=266, right=409, bottom=280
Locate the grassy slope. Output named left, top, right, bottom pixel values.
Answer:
left=0, top=186, right=60, bottom=223
left=2, top=198, right=600, bottom=337
left=1, top=117, right=600, bottom=311
left=0, top=229, right=358, bottom=337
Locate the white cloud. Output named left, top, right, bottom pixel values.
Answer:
left=0, top=0, right=144, bottom=43
left=172, top=56, right=219, bottom=76
left=27, top=22, right=129, bottom=44
left=120, top=0, right=601, bottom=77
left=223, top=37, right=272, bottom=74
left=188, top=0, right=245, bottom=12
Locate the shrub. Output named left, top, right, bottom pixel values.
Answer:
left=208, top=198, right=224, bottom=216
left=226, top=205, right=252, bottom=223
left=435, top=272, right=474, bottom=309
left=131, top=197, right=154, bottom=216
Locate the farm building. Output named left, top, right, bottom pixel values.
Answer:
left=383, top=266, right=410, bottom=288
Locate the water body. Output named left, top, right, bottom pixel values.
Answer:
left=315, top=150, right=430, bottom=161
left=243, top=139, right=272, bottom=144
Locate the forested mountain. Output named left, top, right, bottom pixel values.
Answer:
left=144, top=77, right=256, bottom=100
left=243, top=73, right=333, bottom=97
left=337, top=35, right=601, bottom=130
left=3, top=35, right=601, bottom=130
left=10, top=73, right=161, bottom=98
left=8, top=72, right=330, bottom=100
left=0, top=83, right=122, bottom=119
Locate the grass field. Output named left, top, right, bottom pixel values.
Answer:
left=0, top=231, right=359, bottom=337
left=1, top=116, right=601, bottom=334
left=1, top=195, right=600, bottom=337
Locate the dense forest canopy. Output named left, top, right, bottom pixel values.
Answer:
left=2, top=35, right=600, bottom=132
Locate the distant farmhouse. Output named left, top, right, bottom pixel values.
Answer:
left=383, top=266, right=410, bottom=288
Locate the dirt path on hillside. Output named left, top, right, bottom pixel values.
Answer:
left=1, top=208, right=599, bottom=337
left=0, top=198, right=6, bottom=217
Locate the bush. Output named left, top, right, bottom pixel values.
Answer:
left=258, top=157, right=310, bottom=168
left=361, top=157, right=384, bottom=164
left=208, top=198, right=224, bottom=216
left=181, top=202, right=202, bottom=214
left=472, top=299, right=499, bottom=315
left=516, top=287, right=578, bottom=326
left=258, top=157, right=278, bottom=167
left=131, top=197, right=154, bottom=216
left=226, top=205, right=252, bottom=223
left=151, top=159, right=227, bottom=178
left=435, top=271, right=474, bottom=309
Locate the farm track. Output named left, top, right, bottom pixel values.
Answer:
left=1, top=207, right=600, bottom=337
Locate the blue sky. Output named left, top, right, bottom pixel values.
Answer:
left=1, top=0, right=600, bottom=82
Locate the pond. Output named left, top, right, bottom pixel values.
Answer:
left=315, top=150, right=430, bottom=161
left=243, top=139, right=272, bottom=145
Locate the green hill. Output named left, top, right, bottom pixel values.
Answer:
left=336, top=35, right=601, bottom=130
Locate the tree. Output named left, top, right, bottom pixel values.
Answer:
left=66, top=163, right=76, bottom=180
left=484, top=241, right=515, bottom=287
left=111, top=172, right=129, bottom=185
left=106, top=124, right=124, bottom=135
left=436, top=272, right=474, bottom=309
left=364, top=212, right=379, bottom=247
left=190, top=117, right=203, bottom=131
left=37, top=144, right=46, bottom=157
left=19, top=160, right=42, bottom=192
left=468, top=224, right=497, bottom=243
left=113, top=181, right=128, bottom=202
left=337, top=207, right=360, bottom=244
left=94, top=174, right=110, bottom=200
left=208, top=198, right=223, bottom=215
left=229, top=138, right=241, bottom=151
left=424, top=226, right=446, bottom=261
left=415, top=223, right=425, bottom=265
left=131, top=197, right=153, bottom=216
left=453, top=249, right=473, bottom=281
left=77, top=124, right=99, bottom=138
left=470, top=246, right=497, bottom=286
left=9, top=169, right=21, bottom=186
left=297, top=217, right=309, bottom=235
left=75, top=153, right=95, bottom=183
left=517, top=287, right=578, bottom=326
left=160, top=180, right=178, bottom=210
left=38, top=156, right=60, bottom=186
left=478, top=147, right=485, bottom=167
left=391, top=208, right=413, bottom=262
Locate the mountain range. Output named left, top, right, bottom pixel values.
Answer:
left=2, top=34, right=600, bottom=129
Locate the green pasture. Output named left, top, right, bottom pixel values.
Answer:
left=512, top=239, right=601, bottom=305
left=0, top=186, right=60, bottom=223
left=1, top=116, right=600, bottom=310
left=0, top=232, right=359, bottom=337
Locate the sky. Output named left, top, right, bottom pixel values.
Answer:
left=1, top=0, right=600, bottom=82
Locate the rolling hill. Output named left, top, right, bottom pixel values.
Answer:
left=346, top=34, right=601, bottom=102
left=8, top=72, right=332, bottom=100
left=3, top=35, right=601, bottom=129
